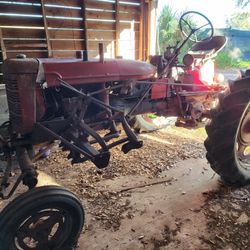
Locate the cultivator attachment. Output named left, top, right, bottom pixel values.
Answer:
left=35, top=79, right=143, bottom=169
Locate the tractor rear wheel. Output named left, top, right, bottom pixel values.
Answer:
left=0, top=185, right=84, bottom=250
left=205, top=75, right=250, bottom=186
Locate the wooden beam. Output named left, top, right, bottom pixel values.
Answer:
left=148, top=0, right=158, bottom=55
left=143, top=0, right=149, bottom=60
left=0, top=0, right=154, bottom=61
left=82, top=0, right=88, bottom=58
left=6, top=43, right=48, bottom=48
left=139, top=0, right=158, bottom=60
left=40, top=0, right=52, bottom=57
left=0, top=28, right=7, bottom=60
left=139, top=0, right=144, bottom=60
left=114, top=0, right=120, bottom=57
left=147, top=0, right=151, bottom=59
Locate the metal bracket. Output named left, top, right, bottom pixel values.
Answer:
left=0, top=173, right=26, bottom=200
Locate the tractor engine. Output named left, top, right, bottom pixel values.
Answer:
left=3, top=56, right=158, bottom=134
left=2, top=55, right=162, bottom=181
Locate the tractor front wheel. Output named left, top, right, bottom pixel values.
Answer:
left=0, top=185, right=84, bottom=250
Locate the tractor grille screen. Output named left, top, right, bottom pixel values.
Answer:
left=5, top=76, right=22, bottom=129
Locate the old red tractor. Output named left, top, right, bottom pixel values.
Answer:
left=0, top=11, right=249, bottom=250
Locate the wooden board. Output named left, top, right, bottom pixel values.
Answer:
left=45, top=6, right=82, bottom=18
left=85, top=1, right=114, bottom=11
left=48, top=29, right=84, bottom=39
left=2, top=28, right=46, bottom=39
left=6, top=51, right=48, bottom=58
left=50, top=40, right=85, bottom=50
left=88, top=30, right=115, bottom=40
left=0, top=16, right=43, bottom=27
left=52, top=50, right=84, bottom=58
left=0, top=4, right=42, bottom=15
left=0, top=62, right=2, bottom=73
left=0, top=0, right=148, bottom=77
left=43, top=0, right=82, bottom=8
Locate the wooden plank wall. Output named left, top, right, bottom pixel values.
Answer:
left=85, top=0, right=141, bottom=59
left=0, top=0, right=157, bottom=82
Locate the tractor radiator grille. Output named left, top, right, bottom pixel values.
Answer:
left=3, top=58, right=39, bottom=134
left=5, top=76, right=23, bottom=129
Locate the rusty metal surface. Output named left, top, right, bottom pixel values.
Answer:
left=3, top=58, right=44, bottom=134
left=151, top=78, right=168, bottom=100
left=42, top=59, right=156, bottom=87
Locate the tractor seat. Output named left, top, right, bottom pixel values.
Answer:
left=188, top=36, right=227, bottom=59
left=188, top=49, right=215, bottom=59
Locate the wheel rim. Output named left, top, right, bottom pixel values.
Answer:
left=235, top=102, right=250, bottom=171
left=14, top=208, right=72, bottom=250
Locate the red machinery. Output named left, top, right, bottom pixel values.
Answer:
left=0, top=11, right=249, bottom=250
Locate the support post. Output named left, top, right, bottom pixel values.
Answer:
left=0, top=28, right=7, bottom=60
left=82, top=1, right=88, bottom=57
left=115, top=0, right=120, bottom=57
left=40, top=0, right=52, bottom=57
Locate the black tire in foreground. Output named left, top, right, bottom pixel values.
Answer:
left=0, top=185, right=84, bottom=250
left=205, top=74, right=250, bottom=186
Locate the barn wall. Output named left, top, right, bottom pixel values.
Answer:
left=0, top=0, right=157, bottom=82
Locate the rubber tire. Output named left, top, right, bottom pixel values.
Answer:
left=0, top=185, right=84, bottom=250
left=204, top=76, right=250, bottom=186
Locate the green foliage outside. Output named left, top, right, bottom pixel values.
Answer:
left=227, top=12, right=250, bottom=29
left=237, top=60, right=250, bottom=68
left=215, top=51, right=250, bottom=69
left=227, top=0, right=250, bottom=29
left=157, top=3, right=250, bottom=69
left=236, top=0, right=250, bottom=7
left=215, top=52, right=239, bottom=69
left=218, top=1, right=250, bottom=68
left=157, top=6, right=194, bottom=60
left=158, top=6, right=182, bottom=54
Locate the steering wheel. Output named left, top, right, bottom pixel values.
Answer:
left=179, top=11, right=214, bottom=42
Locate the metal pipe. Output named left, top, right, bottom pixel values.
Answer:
left=126, top=83, right=153, bottom=116
left=36, top=123, right=94, bottom=161
left=136, top=80, right=216, bottom=87
left=16, top=147, right=38, bottom=189
left=99, top=43, right=104, bottom=63
left=59, top=78, right=123, bottom=113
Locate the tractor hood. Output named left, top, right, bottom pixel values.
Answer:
left=37, top=58, right=156, bottom=87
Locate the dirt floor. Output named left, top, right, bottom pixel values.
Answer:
left=0, top=123, right=248, bottom=250
left=1, top=125, right=249, bottom=250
